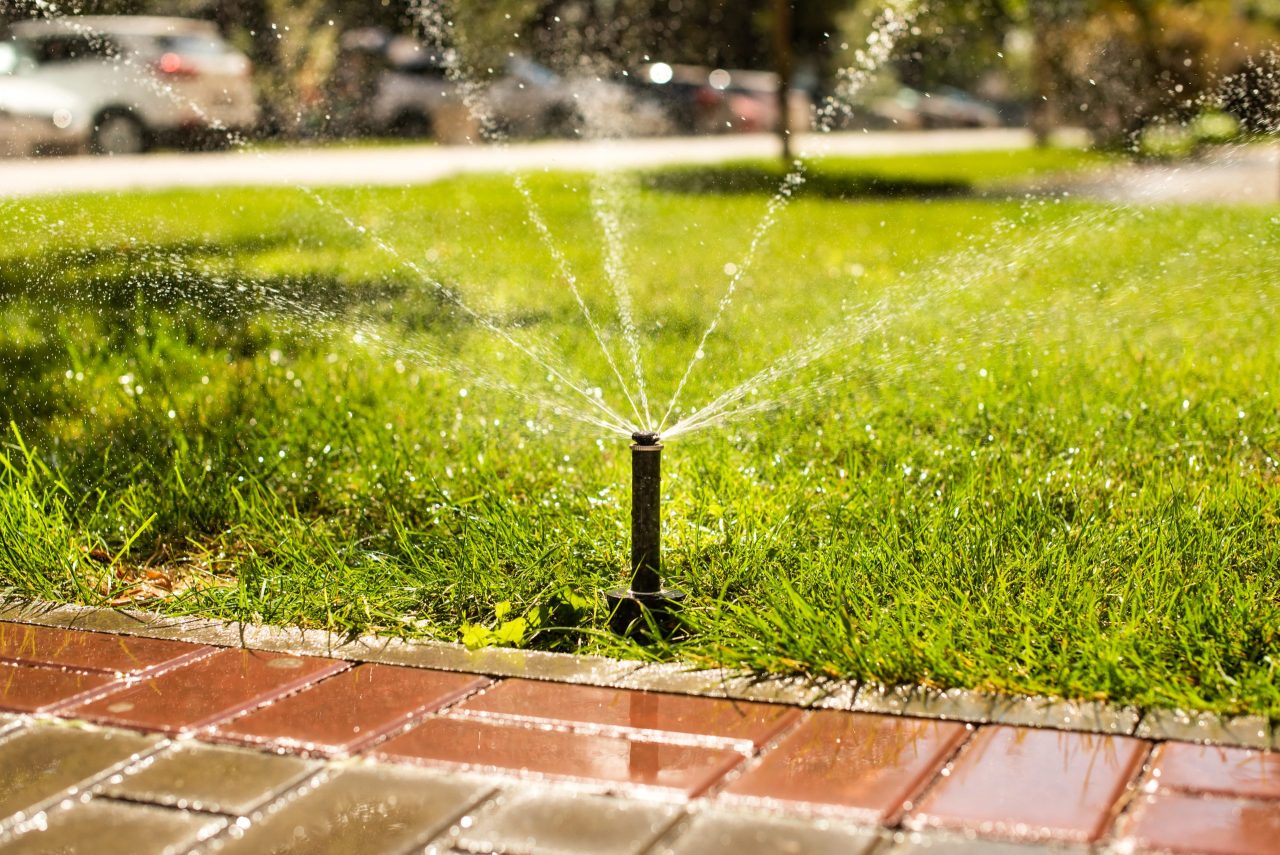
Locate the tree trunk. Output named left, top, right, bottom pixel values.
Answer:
left=773, top=0, right=793, bottom=164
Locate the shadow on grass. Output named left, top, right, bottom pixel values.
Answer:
left=640, top=163, right=972, bottom=199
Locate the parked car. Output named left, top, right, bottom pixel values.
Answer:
left=2, top=16, right=258, bottom=155
left=870, top=87, right=1002, bottom=130
left=637, top=62, right=811, bottom=135
left=329, top=28, right=461, bottom=140
left=0, top=40, right=90, bottom=156
left=485, top=56, right=672, bottom=139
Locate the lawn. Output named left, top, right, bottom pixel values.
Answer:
left=2, top=147, right=1278, bottom=716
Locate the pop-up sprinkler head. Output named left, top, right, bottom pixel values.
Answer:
left=605, top=432, right=686, bottom=638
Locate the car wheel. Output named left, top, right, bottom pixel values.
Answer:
left=91, top=111, right=148, bottom=156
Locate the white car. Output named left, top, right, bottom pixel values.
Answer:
left=0, top=41, right=89, bottom=156
left=2, top=15, right=259, bottom=156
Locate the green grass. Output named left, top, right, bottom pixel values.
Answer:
left=2, top=147, right=1279, bottom=716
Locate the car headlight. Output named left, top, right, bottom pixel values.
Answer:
left=52, top=108, right=74, bottom=129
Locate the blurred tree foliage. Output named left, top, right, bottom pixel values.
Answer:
left=2, top=0, right=1277, bottom=143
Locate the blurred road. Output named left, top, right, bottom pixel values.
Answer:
left=0, top=128, right=1034, bottom=198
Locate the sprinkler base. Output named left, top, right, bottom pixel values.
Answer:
left=605, top=587, right=686, bottom=639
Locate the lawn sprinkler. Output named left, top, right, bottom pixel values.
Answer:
left=605, top=432, right=686, bottom=637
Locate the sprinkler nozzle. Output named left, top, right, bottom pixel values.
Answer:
left=631, top=431, right=661, bottom=446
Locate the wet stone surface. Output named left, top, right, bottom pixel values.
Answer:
left=0, top=797, right=226, bottom=855
left=455, top=678, right=801, bottom=749
left=101, top=742, right=317, bottom=815
left=213, top=663, right=489, bottom=757
left=659, top=809, right=881, bottom=855
left=906, top=725, right=1148, bottom=844
left=1150, top=741, right=1280, bottom=801
left=0, top=726, right=162, bottom=829
left=884, top=831, right=1089, bottom=854
left=986, top=696, right=1140, bottom=736
left=0, top=620, right=209, bottom=676
left=200, top=765, right=491, bottom=854
left=0, top=662, right=119, bottom=715
left=1117, top=791, right=1280, bottom=855
left=1136, top=709, right=1273, bottom=750
left=454, top=788, right=679, bottom=855
left=853, top=685, right=997, bottom=724
left=723, top=711, right=968, bottom=823
left=618, top=664, right=825, bottom=706
left=71, top=648, right=349, bottom=735
left=375, top=715, right=746, bottom=798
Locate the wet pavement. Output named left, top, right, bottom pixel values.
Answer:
left=0, top=617, right=1277, bottom=853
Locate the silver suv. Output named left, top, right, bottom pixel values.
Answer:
left=3, top=16, right=258, bottom=155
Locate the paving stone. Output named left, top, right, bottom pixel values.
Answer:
left=0, top=621, right=210, bottom=676
left=0, top=662, right=119, bottom=714
left=884, top=830, right=1087, bottom=854
left=69, top=648, right=350, bottom=735
left=455, top=788, right=679, bottom=855
left=808, top=681, right=859, bottom=711
left=853, top=685, right=997, bottom=724
left=1116, top=792, right=1280, bottom=855
left=0, top=716, right=20, bottom=738
left=0, top=726, right=161, bottom=827
left=1135, top=709, right=1272, bottom=749
left=0, top=797, right=226, bottom=854
left=617, top=664, right=825, bottom=706
left=375, top=716, right=745, bottom=798
left=987, top=696, right=1140, bottom=736
left=455, top=678, right=800, bottom=749
left=100, top=742, right=317, bottom=814
left=722, top=710, right=967, bottom=823
left=660, top=810, right=880, bottom=855
left=906, top=725, right=1148, bottom=844
left=0, top=603, right=173, bottom=637
left=212, top=663, right=490, bottom=757
left=1148, top=742, right=1280, bottom=801
left=202, top=764, right=492, bottom=854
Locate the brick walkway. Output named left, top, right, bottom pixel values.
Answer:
left=0, top=613, right=1277, bottom=854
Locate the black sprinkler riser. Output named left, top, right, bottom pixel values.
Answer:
left=605, top=433, right=686, bottom=638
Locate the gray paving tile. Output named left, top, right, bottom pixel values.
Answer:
left=370, top=643, right=643, bottom=687
left=658, top=809, right=880, bottom=855
left=0, top=726, right=161, bottom=829
left=1135, top=709, right=1271, bottom=749
left=884, top=830, right=1087, bottom=853
left=988, top=696, right=1139, bottom=735
left=0, top=798, right=226, bottom=855
left=202, top=764, right=493, bottom=854
left=618, top=664, right=824, bottom=705
left=809, top=681, right=859, bottom=710
left=454, top=789, right=679, bottom=855
left=853, top=685, right=997, bottom=724
left=101, top=742, right=318, bottom=815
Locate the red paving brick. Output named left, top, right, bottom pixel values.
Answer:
left=456, top=678, right=800, bottom=748
left=211, top=663, right=490, bottom=756
left=722, top=710, right=967, bottom=822
left=1152, top=742, right=1280, bottom=801
left=907, top=725, right=1147, bottom=843
left=0, top=661, right=119, bottom=714
left=0, top=621, right=209, bottom=676
left=373, top=715, right=745, bottom=797
left=1120, top=791, right=1280, bottom=855
left=69, top=648, right=349, bottom=735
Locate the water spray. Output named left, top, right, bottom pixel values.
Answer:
left=606, top=432, right=685, bottom=636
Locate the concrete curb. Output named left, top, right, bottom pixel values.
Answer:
left=1, top=599, right=1272, bottom=751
